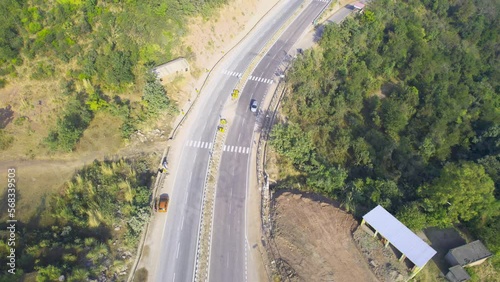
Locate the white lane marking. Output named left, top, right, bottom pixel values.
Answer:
left=189, top=171, right=193, bottom=183
left=222, top=69, right=243, bottom=78
left=181, top=215, right=185, bottom=230
left=176, top=242, right=180, bottom=258
left=229, top=201, right=232, bottom=214
left=238, top=133, right=241, bottom=142
left=173, top=273, right=175, bottom=282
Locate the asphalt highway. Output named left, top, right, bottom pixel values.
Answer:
left=153, top=1, right=305, bottom=281
left=210, top=1, right=332, bottom=282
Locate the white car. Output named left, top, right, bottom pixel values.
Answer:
left=250, top=100, right=258, bottom=112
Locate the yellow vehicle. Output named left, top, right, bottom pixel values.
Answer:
left=157, top=194, right=169, bottom=213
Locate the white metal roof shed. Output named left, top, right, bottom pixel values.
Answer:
left=152, top=58, right=190, bottom=78
left=363, top=205, right=437, bottom=267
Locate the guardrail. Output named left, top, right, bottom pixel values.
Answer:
left=312, top=0, right=333, bottom=25
left=235, top=0, right=311, bottom=95
left=193, top=124, right=226, bottom=282
left=168, top=0, right=289, bottom=141
left=191, top=1, right=312, bottom=281
left=127, top=147, right=170, bottom=282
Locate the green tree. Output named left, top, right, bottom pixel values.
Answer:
left=142, top=72, right=170, bottom=117
left=36, top=265, right=62, bottom=282
left=396, top=202, right=427, bottom=230
left=419, top=162, right=496, bottom=226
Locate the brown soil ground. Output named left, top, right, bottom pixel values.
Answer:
left=271, top=190, right=379, bottom=282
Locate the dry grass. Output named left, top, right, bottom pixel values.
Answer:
left=414, top=261, right=446, bottom=282
left=467, top=261, right=500, bottom=282
left=0, top=78, right=67, bottom=159
left=75, top=111, right=124, bottom=156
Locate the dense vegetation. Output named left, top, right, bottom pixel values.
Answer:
left=0, top=158, right=154, bottom=281
left=0, top=0, right=227, bottom=151
left=271, top=0, right=499, bottom=271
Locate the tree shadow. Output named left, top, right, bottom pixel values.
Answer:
left=423, top=227, right=466, bottom=274
left=0, top=182, right=22, bottom=220
left=313, top=25, right=326, bottom=43
left=0, top=105, right=14, bottom=129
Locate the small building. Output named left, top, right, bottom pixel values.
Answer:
left=353, top=2, right=366, bottom=10
left=152, top=58, right=190, bottom=80
left=361, top=205, right=437, bottom=279
left=445, top=240, right=493, bottom=267
left=445, top=265, right=471, bottom=282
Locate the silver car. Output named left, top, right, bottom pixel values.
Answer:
left=250, top=100, right=258, bottom=112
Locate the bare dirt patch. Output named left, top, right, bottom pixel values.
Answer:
left=271, top=190, right=378, bottom=282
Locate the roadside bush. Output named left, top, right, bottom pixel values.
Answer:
left=45, top=95, right=93, bottom=151
left=0, top=158, right=155, bottom=281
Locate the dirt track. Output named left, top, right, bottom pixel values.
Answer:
left=271, top=191, right=379, bottom=282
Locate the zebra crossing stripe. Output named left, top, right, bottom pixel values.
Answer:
left=246, top=148, right=250, bottom=154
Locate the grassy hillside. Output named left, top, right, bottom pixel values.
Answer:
left=270, top=0, right=499, bottom=276
left=0, top=0, right=227, bottom=158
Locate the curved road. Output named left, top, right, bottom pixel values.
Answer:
left=154, top=1, right=305, bottom=281
left=209, top=1, right=332, bottom=282
left=151, top=0, right=353, bottom=281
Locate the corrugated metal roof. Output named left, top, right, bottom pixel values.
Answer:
left=363, top=205, right=437, bottom=267
left=153, top=58, right=190, bottom=78
left=446, top=265, right=471, bottom=282
left=449, top=240, right=493, bottom=266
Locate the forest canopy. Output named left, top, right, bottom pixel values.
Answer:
left=271, top=0, right=499, bottom=270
